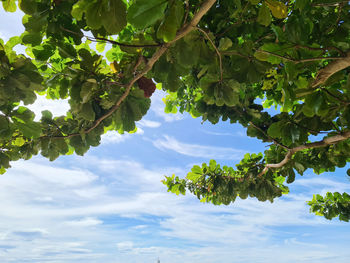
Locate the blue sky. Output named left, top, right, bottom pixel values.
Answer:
left=1, top=8, right=350, bottom=263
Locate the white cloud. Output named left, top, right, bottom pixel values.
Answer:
left=294, top=177, right=350, bottom=194
left=27, top=95, right=70, bottom=121
left=101, top=128, right=144, bottom=144
left=116, top=241, right=134, bottom=252
left=0, top=157, right=349, bottom=262
left=152, top=135, right=246, bottom=160
left=11, top=161, right=97, bottom=187
left=64, top=217, right=103, bottom=227
left=203, top=130, right=247, bottom=137
left=137, top=119, right=161, bottom=128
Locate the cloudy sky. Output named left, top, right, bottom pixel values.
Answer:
left=1, top=8, right=350, bottom=263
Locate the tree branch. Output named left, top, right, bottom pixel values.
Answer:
left=60, top=27, right=161, bottom=48
left=91, top=36, right=161, bottom=48
left=49, top=0, right=217, bottom=140
left=258, top=131, right=350, bottom=177
left=312, top=1, right=349, bottom=6
left=249, top=121, right=289, bottom=150
left=312, top=51, right=350, bottom=88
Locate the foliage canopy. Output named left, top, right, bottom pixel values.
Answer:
left=1, top=0, right=350, bottom=221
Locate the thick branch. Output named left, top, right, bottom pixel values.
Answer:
left=258, top=131, right=350, bottom=177
left=312, top=51, right=350, bottom=88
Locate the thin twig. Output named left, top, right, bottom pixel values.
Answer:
left=258, top=131, right=350, bottom=177
left=257, top=50, right=345, bottom=63
left=294, top=44, right=345, bottom=56
left=184, top=0, right=190, bottom=24
left=220, top=50, right=251, bottom=59
left=321, top=87, right=350, bottom=104
left=249, top=121, right=289, bottom=150
left=289, top=119, right=329, bottom=135
left=92, top=36, right=161, bottom=48
left=60, top=26, right=161, bottom=48
left=197, top=27, right=223, bottom=82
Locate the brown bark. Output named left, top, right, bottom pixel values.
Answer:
left=258, top=131, right=350, bottom=177
left=312, top=51, right=350, bottom=88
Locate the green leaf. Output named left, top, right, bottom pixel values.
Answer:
left=294, top=0, right=308, bottom=11
left=80, top=103, right=96, bottom=121
left=127, top=0, right=168, bottom=29
left=101, top=0, right=127, bottom=34
left=286, top=170, right=295, bottom=184
left=294, top=162, right=305, bottom=175
left=267, top=122, right=281, bottom=138
left=16, top=121, right=41, bottom=139
left=41, top=110, right=53, bottom=120
left=2, top=0, right=16, bottom=12
left=80, top=79, right=98, bottom=103
left=70, top=136, right=89, bottom=156
left=71, top=0, right=92, bottom=20
left=32, top=44, right=55, bottom=61
left=218, top=38, right=233, bottom=51
left=157, top=1, right=184, bottom=42
left=12, top=137, right=26, bottom=146
left=0, top=115, right=9, bottom=132
left=257, top=3, right=271, bottom=27
left=96, top=41, right=106, bottom=53
left=186, top=172, right=200, bottom=183
left=265, top=0, right=288, bottom=19
left=5, top=36, right=21, bottom=50
left=19, top=0, right=37, bottom=14
left=21, top=32, right=42, bottom=46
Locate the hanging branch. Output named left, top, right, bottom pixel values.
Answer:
left=258, top=131, right=350, bottom=177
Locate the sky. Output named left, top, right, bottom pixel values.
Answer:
left=1, top=7, right=350, bottom=263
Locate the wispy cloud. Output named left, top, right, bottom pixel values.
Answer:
left=0, top=158, right=349, bottom=263
left=294, top=177, right=350, bottom=194
left=64, top=217, right=103, bottom=227
left=137, top=119, right=161, bottom=128
left=202, top=130, right=246, bottom=137
left=152, top=135, right=246, bottom=160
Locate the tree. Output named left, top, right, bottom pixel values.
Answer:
left=1, top=0, right=350, bottom=221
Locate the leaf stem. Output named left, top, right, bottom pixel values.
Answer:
left=196, top=27, right=223, bottom=82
